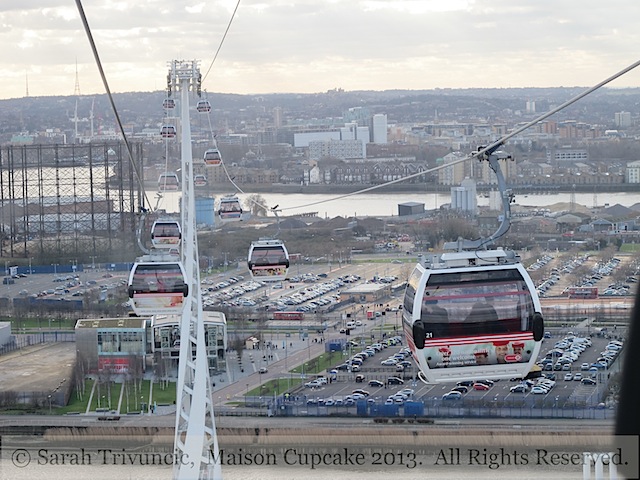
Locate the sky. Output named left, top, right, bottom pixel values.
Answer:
left=2, top=0, right=640, bottom=100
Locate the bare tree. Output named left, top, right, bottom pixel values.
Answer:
left=246, top=194, right=268, bottom=217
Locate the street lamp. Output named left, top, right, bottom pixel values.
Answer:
left=48, top=395, right=52, bottom=414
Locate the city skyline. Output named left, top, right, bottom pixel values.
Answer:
left=2, top=1, right=640, bottom=100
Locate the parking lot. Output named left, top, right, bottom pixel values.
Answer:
left=285, top=327, right=623, bottom=414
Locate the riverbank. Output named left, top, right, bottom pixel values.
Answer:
left=202, top=182, right=640, bottom=195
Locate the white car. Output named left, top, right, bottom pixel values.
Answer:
left=531, top=386, right=548, bottom=395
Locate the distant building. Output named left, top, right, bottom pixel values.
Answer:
left=451, top=178, right=478, bottom=215
left=526, top=100, right=536, bottom=114
left=398, top=202, right=425, bottom=216
left=549, top=147, right=588, bottom=164
left=75, top=317, right=148, bottom=374
left=151, top=312, right=227, bottom=377
left=273, top=106, right=283, bottom=128
left=372, top=114, right=388, bottom=144
left=439, top=152, right=472, bottom=185
left=615, top=111, right=632, bottom=128
left=339, top=283, right=390, bottom=304
left=75, top=312, right=227, bottom=377
left=626, top=160, right=640, bottom=183
left=308, top=138, right=365, bottom=160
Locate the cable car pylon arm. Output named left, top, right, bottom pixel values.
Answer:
left=271, top=205, right=281, bottom=239
left=443, top=146, right=514, bottom=252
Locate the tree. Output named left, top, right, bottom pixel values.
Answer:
left=246, top=194, right=268, bottom=217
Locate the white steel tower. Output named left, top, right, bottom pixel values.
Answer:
left=170, top=60, right=222, bottom=480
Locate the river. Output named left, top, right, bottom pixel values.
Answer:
left=153, top=190, right=640, bottom=219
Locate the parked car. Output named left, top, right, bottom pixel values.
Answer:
left=531, top=386, right=548, bottom=395
left=442, top=391, right=462, bottom=400
left=387, top=377, right=404, bottom=385
left=451, top=386, right=469, bottom=394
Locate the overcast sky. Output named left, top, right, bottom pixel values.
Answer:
left=2, top=0, right=640, bottom=100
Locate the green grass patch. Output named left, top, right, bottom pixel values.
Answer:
left=120, top=379, right=151, bottom=413
left=89, top=381, right=121, bottom=412
left=620, top=243, right=640, bottom=253
left=2, top=316, right=76, bottom=332
left=151, top=380, right=177, bottom=405
left=246, top=377, right=301, bottom=397
left=289, top=350, right=343, bottom=375
left=55, top=378, right=95, bottom=414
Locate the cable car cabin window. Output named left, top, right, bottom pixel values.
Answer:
left=421, top=270, right=535, bottom=340
left=403, top=268, right=422, bottom=315
left=131, top=265, right=186, bottom=294
left=153, top=223, right=180, bottom=238
left=197, top=101, right=211, bottom=113
left=250, top=248, right=288, bottom=267
left=204, top=150, right=221, bottom=163
left=219, top=201, right=242, bottom=214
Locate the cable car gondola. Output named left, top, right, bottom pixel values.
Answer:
left=218, top=195, right=243, bottom=222
left=158, top=172, right=179, bottom=191
left=160, top=125, right=177, bottom=138
left=196, top=100, right=211, bottom=113
left=404, top=250, right=544, bottom=383
left=203, top=149, right=222, bottom=166
left=150, top=219, right=181, bottom=249
left=163, top=98, right=175, bottom=109
left=194, top=174, right=207, bottom=187
left=403, top=149, right=544, bottom=384
left=127, top=258, right=189, bottom=316
left=248, top=239, right=289, bottom=281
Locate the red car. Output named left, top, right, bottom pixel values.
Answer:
left=473, top=383, right=490, bottom=391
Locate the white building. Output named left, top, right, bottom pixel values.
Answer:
left=615, top=111, right=632, bottom=128
left=439, top=152, right=472, bottom=185
left=293, top=130, right=340, bottom=148
left=451, top=178, right=478, bottom=215
left=626, top=160, right=640, bottom=184
left=372, top=114, right=388, bottom=144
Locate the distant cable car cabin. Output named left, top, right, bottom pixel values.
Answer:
left=163, top=98, right=175, bottom=109
left=218, top=195, right=243, bottom=222
left=151, top=220, right=182, bottom=249
left=161, top=125, right=177, bottom=138
left=196, top=100, right=211, bottom=113
left=128, top=257, right=188, bottom=316
left=158, top=172, right=179, bottom=191
left=194, top=174, right=208, bottom=187
left=203, top=149, right=222, bottom=166
left=248, top=239, right=289, bottom=282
